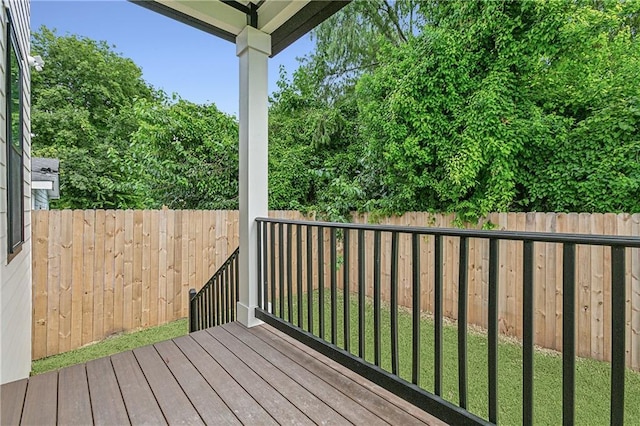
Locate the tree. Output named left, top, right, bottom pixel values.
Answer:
left=308, top=0, right=423, bottom=97
left=31, top=27, right=156, bottom=209
left=355, top=0, right=640, bottom=219
left=131, top=97, right=239, bottom=210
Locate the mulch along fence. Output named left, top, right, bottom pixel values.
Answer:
left=32, top=210, right=639, bottom=371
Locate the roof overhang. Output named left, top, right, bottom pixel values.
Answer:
left=130, top=0, right=350, bottom=57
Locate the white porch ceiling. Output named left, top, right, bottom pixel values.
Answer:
left=130, top=0, right=350, bottom=56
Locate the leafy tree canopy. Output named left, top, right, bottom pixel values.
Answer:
left=31, top=26, right=156, bottom=209
left=131, top=96, right=239, bottom=210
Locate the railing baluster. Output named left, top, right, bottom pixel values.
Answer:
left=257, top=221, right=263, bottom=310
left=390, top=232, right=399, bottom=376
left=217, top=276, right=221, bottom=326
left=214, top=277, right=218, bottom=327
left=235, top=251, right=239, bottom=315
left=270, top=222, right=276, bottom=314
left=199, top=291, right=204, bottom=331
left=287, top=223, right=293, bottom=323
left=358, top=230, right=366, bottom=359
left=297, top=224, right=303, bottom=327
left=263, top=222, right=269, bottom=310
left=189, top=288, right=196, bottom=332
left=412, top=234, right=421, bottom=386
left=434, top=234, right=443, bottom=396
left=223, top=267, right=228, bottom=324
left=330, top=227, right=338, bottom=345
left=307, top=225, right=313, bottom=333
left=489, top=238, right=499, bottom=424
left=343, top=229, right=351, bottom=352
left=229, top=253, right=238, bottom=321
left=611, top=245, right=626, bottom=426
left=563, top=243, right=576, bottom=426
left=206, top=285, right=211, bottom=329
left=523, top=240, right=535, bottom=426
left=458, top=236, right=468, bottom=409
left=374, top=230, right=382, bottom=367
left=318, top=226, right=325, bottom=340
left=279, top=223, right=285, bottom=319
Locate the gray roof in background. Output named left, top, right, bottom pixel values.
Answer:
left=32, top=157, right=59, bottom=181
left=32, top=157, right=60, bottom=200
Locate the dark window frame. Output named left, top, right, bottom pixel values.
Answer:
left=6, top=10, right=24, bottom=262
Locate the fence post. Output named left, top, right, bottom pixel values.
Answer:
left=189, top=289, right=197, bottom=333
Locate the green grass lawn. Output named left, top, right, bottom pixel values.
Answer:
left=277, top=291, right=640, bottom=425
left=31, top=318, right=188, bottom=375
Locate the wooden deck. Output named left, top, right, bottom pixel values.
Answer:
left=2, top=322, right=445, bottom=425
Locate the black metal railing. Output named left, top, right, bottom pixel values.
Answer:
left=255, top=217, right=640, bottom=426
left=189, top=247, right=239, bottom=332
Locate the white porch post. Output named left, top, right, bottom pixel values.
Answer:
left=236, top=26, right=270, bottom=328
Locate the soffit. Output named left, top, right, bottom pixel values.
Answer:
left=130, top=0, right=350, bottom=56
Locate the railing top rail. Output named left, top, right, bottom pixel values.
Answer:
left=193, top=247, right=239, bottom=299
left=256, top=217, right=640, bottom=247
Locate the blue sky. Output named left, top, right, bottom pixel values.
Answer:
left=31, top=0, right=314, bottom=116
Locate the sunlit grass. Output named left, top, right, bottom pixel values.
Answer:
left=31, top=318, right=188, bottom=375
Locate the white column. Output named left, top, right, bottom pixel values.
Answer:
left=236, top=26, right=270, bottom=327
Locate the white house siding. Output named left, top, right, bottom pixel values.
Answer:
left=32, top=187, right=47, bottom=210
left=0, top=0, right=32, bottom=384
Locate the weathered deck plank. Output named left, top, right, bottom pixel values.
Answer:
left=172, top=334, right=278, bottom=426
left=258, top=323, right=447, bottom=425
left=58, top=364, right=93, bottom=425
left=208, top=326, right=353, bottom=425
left=0, top=378, right=27, bottom=425
left=20, top=370, right=57, bottom=425
left=191, top=329, right=315, bottom=426
left=2, top=322, right=444, bottom=425
left=86, top=357, right=129, bottom=425
left=233, top=322, right=432, bottom=425
left=133, top=345, right=204, bottom=425
left=110, top=350, right=166, bottom=425
left=153, top=339, right=241, bottom=425
left=223, top=322, right=389, bottom=424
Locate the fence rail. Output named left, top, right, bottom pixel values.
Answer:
left=255, top=217, right=640, bottom=425
left=32, top=210, right=640, bottom=369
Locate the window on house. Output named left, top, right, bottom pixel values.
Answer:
left=6, top=13, right=24, bottom=259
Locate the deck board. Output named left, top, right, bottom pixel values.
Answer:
left=21, top=370, right=57, bottom=425
left=191, top=329, right=314, bottom=426
left=208, top=326, right=353, bottom=424
left=58, top=364, right=93, bottom=425
left=133, top=345, right=204, bottom=425
left=245, top=323, right=433, bottom=425
left=86, top=357, right=130, bottom=425
left=224, top=322, right=390, bottom=424
left=2, top=322, right=445, bottom=425
left=154, top=339, right=241, bottom=425
left=110, top=350, right=166, bottom=425
left=0, top=378, right=27, bottom=425
left=172, top=334, right=278, bottom=425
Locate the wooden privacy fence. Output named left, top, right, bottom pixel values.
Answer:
left=32, top=210, right=639, bottom=370
left=31, top=209, right=240, bottom=360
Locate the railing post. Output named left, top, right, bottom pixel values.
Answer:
left=189, top=288, right=197, bottom=333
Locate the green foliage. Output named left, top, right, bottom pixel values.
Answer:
left=31, top=27, right=156, bottom=209
left=131, top=97, right=239, bottom=209
left=353, top=0, right=640, bottom=219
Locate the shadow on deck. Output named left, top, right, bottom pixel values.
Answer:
left=1, top=322, right=444, bottom=425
